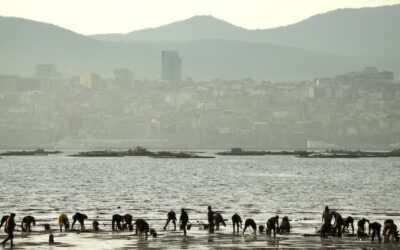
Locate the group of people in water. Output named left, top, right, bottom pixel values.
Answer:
left=0, top=205, right=399, bottom=247
left=321, top=206, right=399, bottom=242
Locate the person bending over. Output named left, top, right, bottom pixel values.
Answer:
left=279, top=216, right=291, bottom=234
left=232, top=214, right=242, bottom=234
left=357, top=218, right=369, bottom=237
left=342, top=216, right=354, bottom=234
left=243, top=218, right=257, bottom=235
left=71, top=212, right=88, bottom=230
left=21, top=216, right=36, bottom=232
left=369, top=222, right=382, bottom=242
left=163, top=210, right=177, bottom=230
left=58, top=213, right=70, bottom=232
left=214, top=212, right=226, bottom=231
left=266, top=215, right=279, bottom=237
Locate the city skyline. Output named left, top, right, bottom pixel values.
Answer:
left=1, top=0, right=399, bottom=35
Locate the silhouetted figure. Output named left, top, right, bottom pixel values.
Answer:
left=357, top=218, right=369, bottom=237
left=266, top=215, right=279, bottom=237
left=258, top=225, right=265, bottom=233
left=123, top=214, right=133, bottom=231
left=2, top=213, right=16, bottom=248
left=321, top=206, right=332, bottom=238
left=322, top=206, right=331, bottom=224
left=279, top=216, right=291, bottom=234
left=214, top=213, right=226, bottom=230
left=383, top=219, right=399, bottom=242
left=58, top=213, right=70, bottom=232
left=71, top=212, right=88, bottom=230
left=163, top=210, right=177, bottom=230
left=179, top=208, right=189, bottom=237
left=207, top=206, right=215, bottom=233
left=369, top=222, right=382, bottom=242
left=231, top=214, right=242, bottom=234
left=330, top=211, right=343, bottom=237
left=112, top=214, right=123, bottom=231
left=21, top=215, right=36, bottom=232
left=92, top=220, right=99, bottom=231
left=243, top=219, right=257, bottom=235
left=49, top=234, right=54, bottom=245
left=342, top=216, right=354, bottom=234
left=0, top=215, right=9, bottom=231
left=134, top=219, right=149, bottom=238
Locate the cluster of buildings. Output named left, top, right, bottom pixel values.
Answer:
left=0, top=51, right=399, bottom=149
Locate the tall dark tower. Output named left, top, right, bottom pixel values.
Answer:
left=161, top=51, right=182, bottom=83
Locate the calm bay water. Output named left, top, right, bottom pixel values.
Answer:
left=0, top=154, right=399, bottom=249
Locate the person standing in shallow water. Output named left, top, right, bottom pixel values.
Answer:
left=207, top=206, right=215, bottom=233
left=179, top=208, right=189, bottom=237
left=321, top=206, right=332, bottom=237
left=2, top=213, right=16, bottom=248
left=322, top=206, right=331, bottom=224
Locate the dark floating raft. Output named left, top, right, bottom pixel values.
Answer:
left=0, top=148, right=62, bottom=156
left=216, top=148, right=400, bottom=158
left=69, top=147, right=214, bottom=158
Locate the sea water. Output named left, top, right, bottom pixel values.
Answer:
left=0, top=154, right=399, bottom=249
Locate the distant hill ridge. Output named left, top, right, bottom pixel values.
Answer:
left=0, top=4, right=399, bottom=80
left=91, top=5, right=400, bottom=57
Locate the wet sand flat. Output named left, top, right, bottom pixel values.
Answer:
left=2, top=226, right=400, bottom=249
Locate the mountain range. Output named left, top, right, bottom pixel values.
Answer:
left=1, top=4, right=399, bottom=80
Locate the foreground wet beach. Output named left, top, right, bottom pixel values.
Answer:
left=0, top=154, right=399, bottom=249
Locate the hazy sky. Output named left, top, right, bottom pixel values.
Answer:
left=1, top=0, right=399, bottom=35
